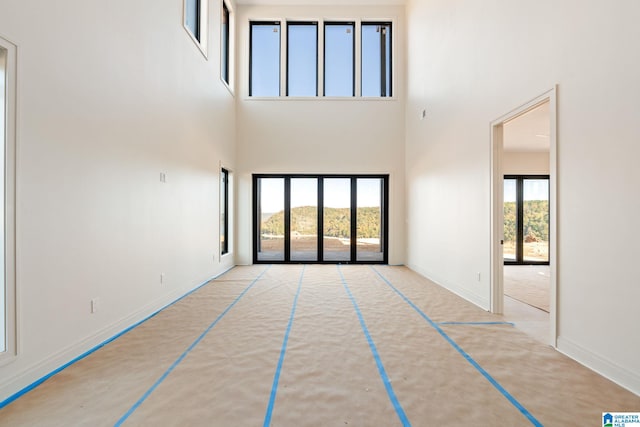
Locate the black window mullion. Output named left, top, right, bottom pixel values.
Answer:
left=318, top=178, right=324, bottom=262
left=222, top=2, right=230, bottom=84
left=253, top=176, right=259, bottom=261
left=221, top=169, right=229, bottom=255
left=382, top=177, right=389, bottom=263
left=516, top=178, right=524, bottom=263
left=351, top=23, right=355, bottom=97
left=284, top=177, right=291, bottom=261
left=350, top=177, right=357, bottom=263
left=386, top=24, right=392, bottom=97
left=249, top=23, right=254, bottom=96
left=194, top=0, right=201, bottom=41
left=379, top=25, right=386, bottom=97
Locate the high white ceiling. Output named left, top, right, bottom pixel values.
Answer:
left=503, top=102, right=550, bottom=153
left=236, top=0, right=405, bottom=5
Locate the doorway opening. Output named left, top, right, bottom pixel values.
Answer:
left=491, top=88, right=557, bottom=346
left=252, top=174, right=388, bottom=264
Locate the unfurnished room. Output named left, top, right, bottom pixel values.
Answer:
left=0, top=0, right=639, bottom=426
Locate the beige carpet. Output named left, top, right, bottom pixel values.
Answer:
left=0, top=265, right=637, bottom=426
left=504, top=265, right=550, bottom=312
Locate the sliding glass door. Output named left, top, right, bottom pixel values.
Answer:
left=256, top=177, right=285, bottom=261
left=504, top=175, right=549, bottom=265
left=357, top=178, right=384, bottom=261
left=254, top=175, right=388, bottom=264
left=290, top=178, right=318, bottom=261
left=323, top=178, right=351, bottom=261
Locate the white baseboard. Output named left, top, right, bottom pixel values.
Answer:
left=557, top=336, right=640, bottom=396
left=407, top=263, right=490, bottom=311
left=0, top=267, right=233, bottom=405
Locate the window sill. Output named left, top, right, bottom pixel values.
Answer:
left=221, top=78, right=234, bottom=97
left=184, top=26, right=208, bottom=59
left=244, top=96, right=398, bottom=102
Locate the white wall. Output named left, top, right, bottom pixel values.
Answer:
left=503, top=151, right=550, bottom=175
left=405, top=0, right=640, bottom=394
left=236, top=5, right=406, bottom=265
left=0, top=0, right=236, bottom=401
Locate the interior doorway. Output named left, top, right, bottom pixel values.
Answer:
left=490, top=88, right=557, bottom=346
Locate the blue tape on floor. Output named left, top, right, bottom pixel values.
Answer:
left=114, top=265, right=271, bottom=426
left=438, top=321, right=515, bottom=326
left=338, top=266, right=412, bottom=427
left=263, top=265, right=306, bottom=427
left=370, top=266, right=543, bottom=427
left=0, top=266, right=236, bottom=411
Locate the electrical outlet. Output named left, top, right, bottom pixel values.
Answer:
left=91, top=298, right=99, bottom=314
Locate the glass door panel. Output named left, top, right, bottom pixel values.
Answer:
left=503, top=179, right=517, bottom=262
left=257, top=177, right=285, bottom=261
left=323, top=178, right=351, bottom=261
left=290, top=178, right=318, bottom=261
left=356, top=178, right=383, bottom=261
left=523, top=179, right=549, bottom=262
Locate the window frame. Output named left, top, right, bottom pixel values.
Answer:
left=221, top=1, right=232, bottom=88
left=183, top=0, right=208, bottom=58
left=286, top=21, right=319, bottom=97
left=503, top=175, right=550, bottom=266
left=361, top=21, right=393, bottom=98
left=249, top=21, right=282, bottom=97
left=252, top=174, right=389, bottom=264
left=220, top=168, right=230, bottom=256
left=323, top=21, right=356, bottom=97
left=0, top=36, right=17, bottom=366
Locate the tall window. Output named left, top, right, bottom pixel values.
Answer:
left=184, top=0, right=207, bottom=55
left=0, top=37, right=16, bottom=361
left=361, top=22, right=392, bottom=97
left=287, top=22, right=318, bottom=97
left=185, top=0, right=201, bottom=41
left=253, top=175, right=388, bottom=264
left=250, top=21, right=281, bottom=97
left=324, top=22, right=355, bottom=97
left=220, top=169, right=229, bottom=256
left=503, top=176, right=549, bottom=265
left=221, top=2, right=231, bottom=85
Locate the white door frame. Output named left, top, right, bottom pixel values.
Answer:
left=490, top=86, right=558, bottom=347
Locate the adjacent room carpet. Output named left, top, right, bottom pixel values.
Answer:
left=504, top=265, right=551, bottom=312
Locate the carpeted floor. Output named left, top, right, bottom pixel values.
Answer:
left=504, top=265, right=550, bottom=312
left=0, top=265, right=637, bottom=426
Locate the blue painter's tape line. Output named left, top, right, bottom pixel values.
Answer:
left=438, top=321, right=515, bottom=326
left=263, top=265, right=306, bottom=427
left=114, top=265, right=271, bottom=427
left=0, top=266, right=236, bottom=410
left=338, top=266, right=412, bottom=427
left=370, top=266, right=543, bottom=427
